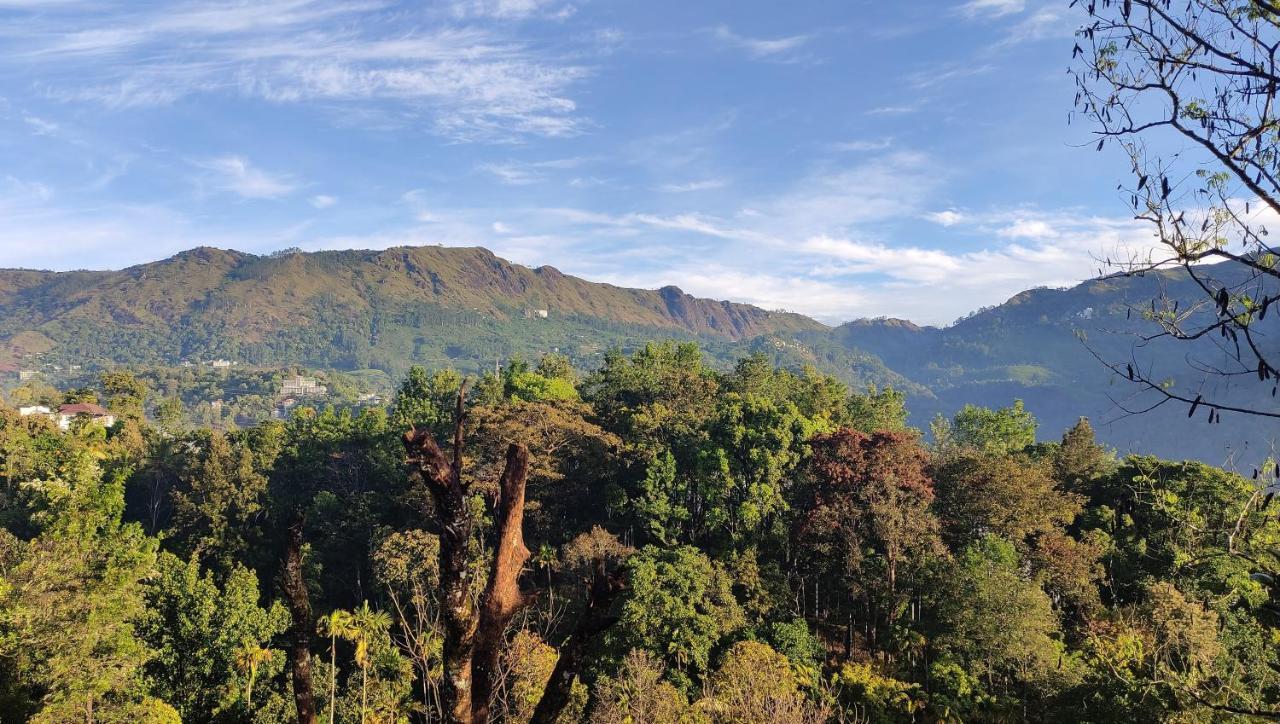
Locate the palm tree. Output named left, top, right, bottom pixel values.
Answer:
left=234, top=638, right=274, bottom=711
left=316, top=609, right=356, bottom=724
left=350, top=601, right=392, bottom=724
left=535, top=543, right=559, bottom=611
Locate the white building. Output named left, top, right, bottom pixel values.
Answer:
left=53, top=403, right=116, bottom=431
left=280, top=375, right=327, bottom=398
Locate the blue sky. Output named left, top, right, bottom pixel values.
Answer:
left=0, top=0, right=1153, bottom=325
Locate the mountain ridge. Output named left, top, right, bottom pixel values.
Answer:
left=1, top=244, right=1267, bottom=465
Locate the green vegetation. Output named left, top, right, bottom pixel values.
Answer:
left=0, top=345, right=1275, bottom=722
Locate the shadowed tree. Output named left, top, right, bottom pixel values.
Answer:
left=1072, top=0, right=1280, bottom=422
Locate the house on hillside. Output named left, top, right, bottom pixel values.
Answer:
left=523, top=308, right=549, bottom=319
left=209, top=359, right=234, bottom=369
left=280, top=375, right=327, bottom=398
left=18, top=405, right=51, bottom=417
left=52, top=403, right=116, bottom=431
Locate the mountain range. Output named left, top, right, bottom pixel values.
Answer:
left=0, top=245, right=1270, bottom=466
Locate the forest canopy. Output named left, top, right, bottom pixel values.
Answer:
left=0, top=342, right=1275, bottom=722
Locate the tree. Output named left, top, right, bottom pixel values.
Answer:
left=391, top=366, right=462, bottom=439
left=606, top=545, right=744, bottom=690
left=946, top=400, right=1037, bottom=454
left=796, top=429, right=943, bottom=657
left=403, top=387, right=537, bottom=724
left=581, top=341, right=718, bottom=462
left=234, top=640, right=273, bottom=711
left=1072, top=0, right=1280, bottom=420
left=170, top=431, right=267, bottom=570
left=933, top=451, right=1084, bottom=552
left=0, top=452, right=172, bottom=722
left=317, top=610, right=356, bottom=724
left=588, top=650, right=687, bottom=724
left=1053, top=417, right=1114, bottom=495
left=938, top=535, right=1075, bottom=718
left=140, top=552, right=290, bottom=721
left=371, top=528, right=444, bottom=720
left=847, top=385, right=909, bottom=434
left=101, top=371, right=148, bottom=422
left=348, top=601, right=393, bottom=724
left=700, top=640, right=829, bottom=723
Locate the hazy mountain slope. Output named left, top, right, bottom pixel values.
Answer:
left=833, top=267, right=1276, bottom=465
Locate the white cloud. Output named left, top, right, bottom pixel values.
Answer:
left=657, top=179, right=726, bottom=193
left=492, top=221, right=512, bottom=233
left=198, top=156, right=297, bottom=199
left=1, top=2, right=591, bottom=141
left=959, top=0, right=1025, bottom=18
left=713, top=25, right=813, bottom=59
left=927, top=210, right=965, bottom=227
left=865, top=105, right=919, bottom=116
left=997, top=218, right=1057, bottom=239
left=309, top=194, right=337, bottom=209
left=447, top=0, right=575, bottom=19
left=478, top=157, right=588, bottom=184
left=832, top=138, right=893, bottom=152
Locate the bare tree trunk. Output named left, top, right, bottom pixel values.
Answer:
left=473, top=444, right=534, bottom=724
left=404, top=387, right=537, bottom=724
left=529, top=558, right=625, bottom=724
left=282, top=520, right=318, bottom=724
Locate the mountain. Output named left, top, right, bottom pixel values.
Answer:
left=824, top=266, right=1274, bottom=466
left=0, top=245, right=1270, bottom=465
left=0, top=245, right=833, bottom=369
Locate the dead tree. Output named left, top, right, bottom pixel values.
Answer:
left=403, top=387, right=536, bottom=724
left=403, top=387, right=625, bottom=724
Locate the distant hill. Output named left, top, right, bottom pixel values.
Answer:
left=1, top=245, right=1272, bottom=465
left=0, top=245, right=837, bottom=372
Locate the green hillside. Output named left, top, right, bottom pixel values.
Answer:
left=1, top=245, right=1270, bottom=465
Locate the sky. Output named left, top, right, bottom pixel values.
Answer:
left=0, top=0, right=1159, bottom=325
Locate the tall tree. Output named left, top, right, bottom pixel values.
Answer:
left=402, top=386, right=537, bottom=724
left=796, top=429, right=943, bottom=657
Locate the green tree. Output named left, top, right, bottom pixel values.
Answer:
left=140, top=552, right=290, bottom=721
left=847, top=385, right=909, bottom=434
left=938, top=535, right=1074, bottom=718
left=609, top=545, right=744, bottom=690
left=170, top=431, right=267, bottom=570
left=0, top=453, right=171, bottom=722
left=947, top=400, right=1037, bottom=454
left=316, top=610, right=356, bottom=724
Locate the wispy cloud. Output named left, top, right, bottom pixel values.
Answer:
left=1, top=1, right=591, bottom=141
left=447, top=0, right=576, bottom=20
left=958, top=0, right=1025, bottom=18
left=198, top=156, right=297, bottom=199
left=865, top=105, right=919, bottom=116
left=713, top=25, right=813, bottom=59
left=478, top=157, right=588, bottom=184
left=309, top=194, right=337, bottom=209
left=832, top=138, right=893, bottom=152
left=657, top=179, right=726, bottom=193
